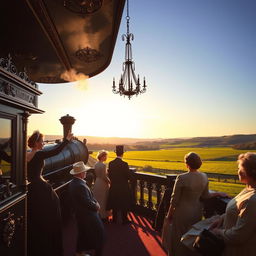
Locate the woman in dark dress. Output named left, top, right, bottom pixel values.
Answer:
left=27, top=130, right=73, bottom=256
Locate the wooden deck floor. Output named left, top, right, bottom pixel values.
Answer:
left=63, top=213, right=167, bottom=256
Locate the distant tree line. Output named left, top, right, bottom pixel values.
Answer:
left=233, top=142, right=256, bottom=150
left=87, top=143, right=160, bottom=151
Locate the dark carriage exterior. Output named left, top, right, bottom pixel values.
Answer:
left=0, top=55, right=43, bottom=256
left=0, top=56, right=91, bottom=255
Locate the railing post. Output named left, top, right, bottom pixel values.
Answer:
left=146, top=182, right=153, bottom=209
left=155, top=183, right=162, bottom=210
left=166, top=174, right=176, bottom=189
left=130, top=172, right=137, bottom=208
left=139, top=180, right=145, bottom=206
left=131, top=172, right=177, bottom=221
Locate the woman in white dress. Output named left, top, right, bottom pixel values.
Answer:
left=93, top=150, right=111, bottom=222
left=211, top=152, right=256, bottom=256
left=164, top=152, right=226, bottom=256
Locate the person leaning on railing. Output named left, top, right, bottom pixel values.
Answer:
left=26, top=130, right=73, bottom=256
left=163, top=152, right=226, bottom=256
left=210, top=152, right=256, bottom=256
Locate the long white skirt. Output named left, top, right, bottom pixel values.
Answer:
left=92, top=178, right=111, bottom=219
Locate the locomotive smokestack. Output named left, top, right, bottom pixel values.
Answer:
left=59, top=114, right=76, bottom=139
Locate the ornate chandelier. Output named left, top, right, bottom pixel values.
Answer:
left=112, top=0, right=147, bottom=99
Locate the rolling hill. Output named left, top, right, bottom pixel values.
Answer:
left=43, top=134, right=256, bottom=150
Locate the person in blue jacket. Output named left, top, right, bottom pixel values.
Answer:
left=69, top=161, right=105, bottom=256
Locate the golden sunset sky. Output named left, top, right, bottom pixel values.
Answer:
left=28, top=0, right=256, bottom=139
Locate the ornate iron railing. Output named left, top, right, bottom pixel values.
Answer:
left=130, top=171, right=176, bottom=219
left=130, top=170, right=229, bottom=222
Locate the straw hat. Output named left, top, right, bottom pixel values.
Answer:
left=70, top=161, right=91, bottom=175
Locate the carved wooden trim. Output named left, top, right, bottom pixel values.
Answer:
left=0, top=81, right=36, bottom=108
left=0, top=55, right=43, bottom=113
left=0, top=55, right=36, bottom=87
left=75, top=47, right=103, bottom=63
left=63, top=0, right=103, bottom=15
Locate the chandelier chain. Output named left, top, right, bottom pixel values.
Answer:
left=126, top=0, right=130, bottom=35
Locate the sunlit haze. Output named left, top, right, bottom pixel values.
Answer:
left=28, top=0, right=256, bottom=138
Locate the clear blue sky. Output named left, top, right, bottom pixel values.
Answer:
left=29, top=0, right=256, bottom=138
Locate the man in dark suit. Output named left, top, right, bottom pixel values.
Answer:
left=107, top=145, right=132, bottom=224
left=69, top=161, right=105, bottom=256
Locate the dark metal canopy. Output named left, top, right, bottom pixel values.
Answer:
left=0, top=0, right=125, bottom=83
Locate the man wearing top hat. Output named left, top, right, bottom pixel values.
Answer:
left=68, top=161, right=105, bottom=256
left=107, top=145, right=132, bottom=224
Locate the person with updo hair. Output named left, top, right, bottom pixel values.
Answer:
left=211, top=152, right=256, bottom=256
left=163, top=152, right=226, bottom=256
left=92, top=150, right=111, bottom=222
left=184, top=152, right=202, bottom=169
left=27, top=130, right=73, bottom=256
left=27, top=130, right=44, bottom=149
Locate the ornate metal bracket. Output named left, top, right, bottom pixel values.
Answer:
left=0, top=179, right=13, bottom=201
left=2, top=212, right=16, bottom=247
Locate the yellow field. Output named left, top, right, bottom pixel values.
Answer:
left=119, top=147, right=247, bottom=161
left=0, top=161, right=11, bottom=175
left=92, top=147, right=248, bottom=175
left=91, top=147, right=249, bottom=196
left=209, top=181, right=244, bottom=197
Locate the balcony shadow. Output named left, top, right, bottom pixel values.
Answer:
left=129, top=213, right=165, bottom=253
left=63, top=213, right=166, bottom=256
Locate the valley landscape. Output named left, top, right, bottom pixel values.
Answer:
left=44, top=134, right=256, bottom=196
left=86, top=134, right=256, bottom=196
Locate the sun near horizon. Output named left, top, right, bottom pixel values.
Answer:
left=27, top=77, right=256, bottom=139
